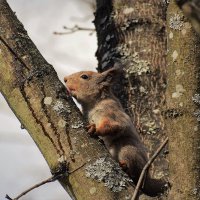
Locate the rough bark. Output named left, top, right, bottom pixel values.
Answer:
left=166, top=1, right=200, bottom=199
left=0, top=0, right=135, bottom=199
left=176, top=0, right=200, bottom=35
left=94, top=1, right=168, bottom=199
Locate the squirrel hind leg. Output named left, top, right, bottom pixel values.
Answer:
left=118, top=147, right=167, bottom=197
left=118, top=146, right=146, bottom=182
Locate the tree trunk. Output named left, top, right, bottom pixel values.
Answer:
left=0, top=0, right=135, bottom=199
left=94, top=1, right=168, bottom=199
left=166, top=1, right=200, bottom=199
left=176, top=0, right=200, bottom=35
left=3, top=0, right=200, bottom=199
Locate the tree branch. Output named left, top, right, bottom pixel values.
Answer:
left=5, top=173, right=65, bottom=200
left=0, top=0, right=134, bottom=199
left=5, top=162, right=87, bottom=200
left=54, top=25, right=95, bottom=35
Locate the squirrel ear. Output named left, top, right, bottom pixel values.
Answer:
left=96, top=62, right=123, bottom=87
left=101, top=62, right=123, bottom=84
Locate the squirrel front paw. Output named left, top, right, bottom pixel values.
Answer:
left=86, top=123, right=96, bottom=135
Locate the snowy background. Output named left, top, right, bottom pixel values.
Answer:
left=0, top=0, right=97, bottom=199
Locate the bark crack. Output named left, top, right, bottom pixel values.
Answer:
left=0, top=36, right=30, bottom=70
left=40, top=84, right=65, bottom=156
left=20, top=84, right=61, bottom=156
left=65, top=125, right=75, bottom=162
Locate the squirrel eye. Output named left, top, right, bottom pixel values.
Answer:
left=80, top=74, right=89, bottom=79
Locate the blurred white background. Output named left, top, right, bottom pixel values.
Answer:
left=0, top=0, right=97, bottom=199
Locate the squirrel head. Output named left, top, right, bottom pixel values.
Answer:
left=64, top=65, right=122, bottom=106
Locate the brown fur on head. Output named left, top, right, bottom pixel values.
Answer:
left=64, top=66, right=121, bottom=106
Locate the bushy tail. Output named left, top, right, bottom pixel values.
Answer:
left=142, top=176, right=167, bottom=197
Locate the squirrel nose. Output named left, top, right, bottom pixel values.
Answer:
left=64, top=77, right=67, bottom=83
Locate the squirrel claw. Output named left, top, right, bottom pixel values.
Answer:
left=119, top=160, right=128, bottom=171
left=86, top=123, right=96, bottom=135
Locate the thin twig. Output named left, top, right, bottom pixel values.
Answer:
left=69, top=162, right=86, bottom=174
left=131, top=137, right=169, bottom=200
left=54, top=25, right=95, bottom=35
left=5, top=173, right=63, bottom=200
left=5, top=162, right=86, bottom=200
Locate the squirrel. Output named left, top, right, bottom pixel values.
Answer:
left=64, top=65, right=167, bottom=197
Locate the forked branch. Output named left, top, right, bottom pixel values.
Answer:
left=54, top=25, right=95, bottom=35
